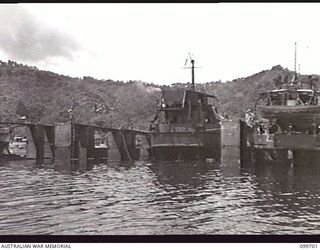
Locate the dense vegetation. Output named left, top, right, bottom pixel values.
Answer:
left=0, top=60, right=161, bottom=129
left=0, top=60, right=318, bottom=129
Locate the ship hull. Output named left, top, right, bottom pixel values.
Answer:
left=243, top=147, right=320, bottom=167
left=151, top=145, right=220, bottom=161
left=150, top=130, right=221, bottom=161
left=257, top=105, right=320, bottom=119
left=240, top=119, right=320, bottom=167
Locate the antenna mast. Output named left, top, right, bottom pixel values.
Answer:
left=294, top=42, right=297, bottom=75
left=184, top=53, right=201, bottom=91
left=191, top=59, right=195, bottom=91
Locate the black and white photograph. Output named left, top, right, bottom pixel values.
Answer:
left=0, top=2, right=319, bottom=243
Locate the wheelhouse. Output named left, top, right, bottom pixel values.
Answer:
left=159, top=89, right=219, bottom=125
left=257, top=87, right=320, bottom=107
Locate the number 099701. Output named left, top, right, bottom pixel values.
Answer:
left=300, top=244, right=318, bottom=248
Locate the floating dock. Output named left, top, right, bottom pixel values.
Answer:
left=0, top=121, right=150, bottom=171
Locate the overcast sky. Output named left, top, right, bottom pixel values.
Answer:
left=0, top=3, right=320, bottom=85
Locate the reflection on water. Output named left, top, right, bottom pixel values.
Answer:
left=0, top=147, right=320, bottom=235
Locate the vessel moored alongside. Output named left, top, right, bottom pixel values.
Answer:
left=149, top=58, right=221, bottom=161
left=241, top=68, right=320, bottom=165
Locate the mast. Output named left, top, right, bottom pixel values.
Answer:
left=191, top=59, right=195, bottom=91
left=184, top=53, right=199, bottom=91
left=294, top=42, right=297, bottom=78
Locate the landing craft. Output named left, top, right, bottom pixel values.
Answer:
left=149, top=57, right=221, bottom=161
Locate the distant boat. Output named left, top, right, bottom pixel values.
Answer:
left=91, top=132, right=109, bottom=162
left=0, top=128, right=28, bottom=160
left=8, top=136, right=27, bottom=158
left=94, top=133, right=108, bottom=149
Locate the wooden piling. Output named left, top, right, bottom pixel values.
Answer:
left=29, top=124, right=45, bottom=165
left=239, top=119, right=252, bottom=165
left=86, top=126, right=95, bottom=163
left=54, top=123, right=72, bottom=170
left=75, top=124, right=89, bottom=170
left=44, top=126, right=55, bottom=160
left=221, top=120, right=240, bottom=171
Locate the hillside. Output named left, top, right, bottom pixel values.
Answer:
left=0, top=60, right=318, bottom=128
left=0, top=60, right=161, bottom=129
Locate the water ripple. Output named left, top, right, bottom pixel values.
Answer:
left=0, top=159, right=320, bottom=234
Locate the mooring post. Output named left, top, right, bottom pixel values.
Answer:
left=221, top=121, right=241, bottom=176
left=54, top=123, right=72, bottom=171
left=86, top=126, right=95, bottom=164
left=54, top=123, right=92, bottom=172
left=239, top=119, right=249, bottom=165
left=75, top=124, right=88, bottom=171
left=29, top=124, right=45, bottom=165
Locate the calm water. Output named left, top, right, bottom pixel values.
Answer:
left=0, top=147, right=320, bottom=235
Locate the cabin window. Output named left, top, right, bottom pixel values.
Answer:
left=14, top=137, right=23, bottom=143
